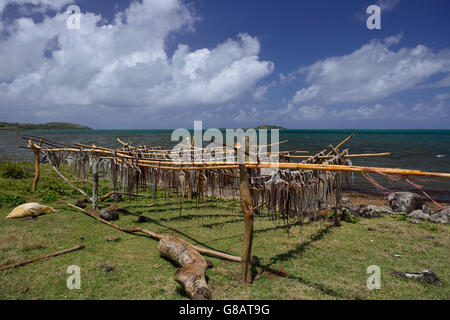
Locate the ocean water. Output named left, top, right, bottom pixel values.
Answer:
left=1, top=129, right=449, bottom=200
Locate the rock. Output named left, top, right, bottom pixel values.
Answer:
left=99, top=265, right=115, bottom=272
left=387, top=192, right=424, bottom=214
left=342, top=203, right=364, bottom=216
left=407, top=210, right=430, bottom=221
left=361, top=205, right=392, bottom=218
left=433, top=206, right=450, bottom=215
left=137, top=215, right=151, bottom=223
left=409, top=219, right=421, bottom=225
left=99, top=209, right=119, bottom=221
left=429, top=207, right=449, bottom=224
left=422, top=204, right=431, bottom=214
left=106, top=236, right=121, bottom=242
left=74, top=198, right=88, bottom=209
left=111, top=193, right=123, bottom=202
left=391, top=270, right=441, bottom=286
left=107, top=204, right=129, bottom=215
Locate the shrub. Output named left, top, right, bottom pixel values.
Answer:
left=342, top=209, right=360, bottom=224
left=1, top=162, right=31, bottom=179
left=0, top=194, right=26, bottom=208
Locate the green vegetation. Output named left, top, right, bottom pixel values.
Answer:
left=0, top=162, right=32, bottom=180
left=0, top=161, right=448, bottom=299
left=0, top=122, right=92, bottom=130
left=255, top=124, right=286, bottom=130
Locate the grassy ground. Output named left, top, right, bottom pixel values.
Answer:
left=0, top=161, right=448, bottom=300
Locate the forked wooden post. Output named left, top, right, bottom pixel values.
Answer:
left=239, top=136, right=254, bottom=284
left=29, top=139, right=42, bottom=191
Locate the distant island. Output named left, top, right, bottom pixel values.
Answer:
left=0, top=122, right=92, bottom=130
left=255, top=124, right=286, bottom=130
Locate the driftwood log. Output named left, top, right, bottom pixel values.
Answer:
left=158, top=236, right=211, bottom=300
left=61, top=201, right=242, bottom=299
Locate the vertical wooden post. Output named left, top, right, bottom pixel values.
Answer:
left=188, top=136, right=194, bottom=200
left=29, top=139, right=41, bottom=191
left=239, top=136, right=254, bottom=284
left=334, top=173, right=342, bottom=227
left=92, top=159, right=100, bottom=211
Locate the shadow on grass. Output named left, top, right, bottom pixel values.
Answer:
left=269, top=224, right=334, bottom=264
left=255, top=224, right=342, bottom=298
left=138, top=216, right=236, bottom=255
left=256, top=262, right=343, bottom=298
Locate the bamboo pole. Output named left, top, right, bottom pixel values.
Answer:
left=283, top=152, right=391, bottom=159
left=121, top=161, right=450, bottom=179
left=326, top=133, right=354, bottom=156
left=0, top=245, right=85, bottom=271
left=246, top=163, right=450, bottom=178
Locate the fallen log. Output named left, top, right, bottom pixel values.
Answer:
left=100, top=191, right=146, bottom=201
left=158, top=236, right=211, bottom=300
left=60, top=201, right=242, bottom=299
left=0, top=245, right=85, bottom=271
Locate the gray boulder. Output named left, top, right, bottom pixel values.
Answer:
left=342, top=203, right=365, bottom=216
left=361, top=205, right=392, bottom=218
left=388, top=192, right=424, bottom=214
left=422, top=204, right=432, bottom=214
left=391, top=270, right=441, bottom=286
left=429, top=207, right=449, bottom=224
left=361, top=205, right=393, bottom=218
left=407, top=210, right=430, bottom=220
left=100, top=209, right=119, bottom=221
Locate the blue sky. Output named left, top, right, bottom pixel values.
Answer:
left=0, top=0, right=449, bottom=129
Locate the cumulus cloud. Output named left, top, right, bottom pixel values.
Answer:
left=434, top=92, right=450, bottom=101
left=0, top=0, right=73, bottom=14
left=0, top=0, right=273, bottom=125
left=284, top=102, right=448, bottom=122
left=376, top=0, right=400, bottom=12
left=290, top=35, right=450, bottom=105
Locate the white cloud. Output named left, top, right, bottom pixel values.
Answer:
left=282, top=101, right=448, bottom=122
left=434, top=92, right=450, bottom=101
left=0, top=0, right=273, bottom=124
left=0, top=0, right=73, bottom=13
left=291, top=35, right=450, bottom=106
left=376, top=0, right=400, bottom=12
left=292, top=85, right=319, bottom=104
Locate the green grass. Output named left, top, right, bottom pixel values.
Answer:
left=0, top=161, right=448, bottom=300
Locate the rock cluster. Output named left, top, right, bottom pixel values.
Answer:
left=341, top=192, right=448, bottom=224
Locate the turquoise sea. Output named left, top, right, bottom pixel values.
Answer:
left=1, top=129, right=449, bottom=200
